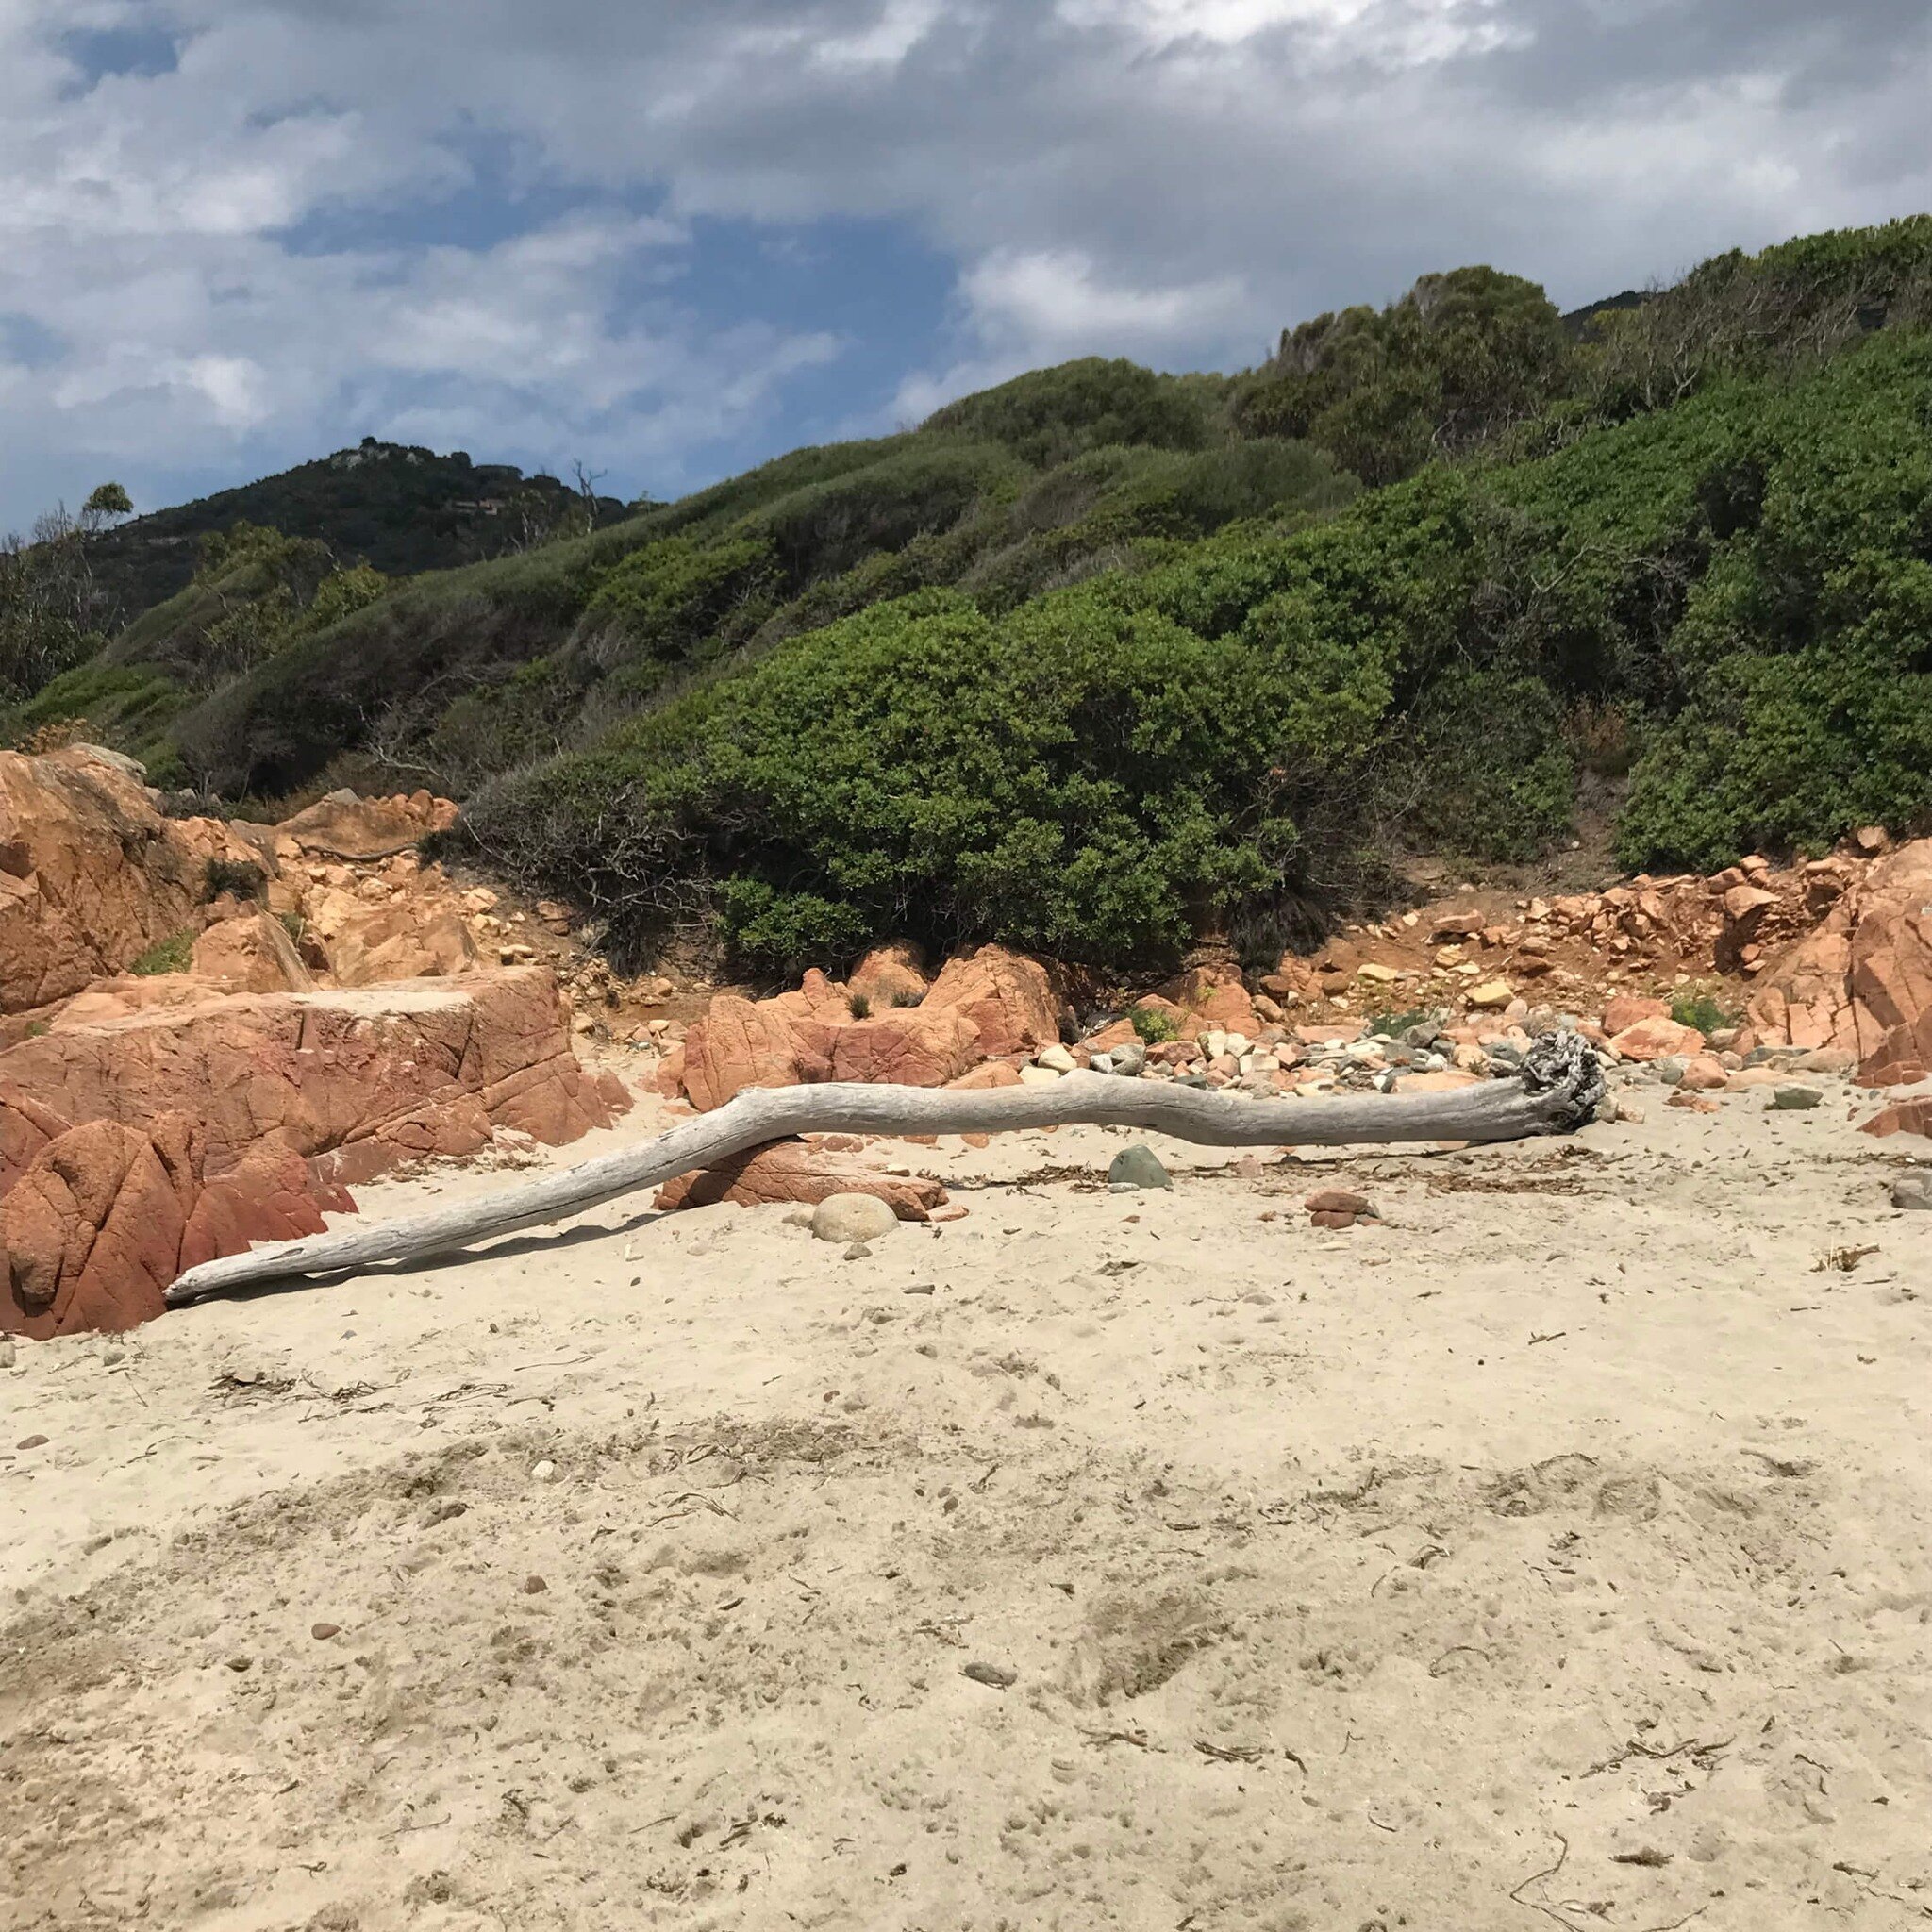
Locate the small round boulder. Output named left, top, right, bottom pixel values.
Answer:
left=1891, top=1171, right=1932, bottom=1211
left=811, top=1192, right=899, bottom=1244
left=1108, top=1145, right=1172, bottom=1191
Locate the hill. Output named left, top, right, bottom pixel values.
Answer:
left=9, top=215, right=1932, bottom=977
left=85, top=440, right=628, bottom=625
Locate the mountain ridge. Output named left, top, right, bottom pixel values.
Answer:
left=84, top=438, right=630, bottom=625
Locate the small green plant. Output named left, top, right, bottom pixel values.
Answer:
left=130, top=930, right=194, bottom=975
left=1563, top=699, right=1637, bottom=777
left=1368, top=1007, right=1435, bottom=1040
left=204, top=857, right=266, bottom=902
left=1131, top=1006, right=1180, bottom=1045
left=1671, top=989, right=1737, bottom=1036
left=25, top=1020, right=49, bottom=1038
left=278, top=910, right=306, bottom=943
left=847, top=991, right=873, bottom=1019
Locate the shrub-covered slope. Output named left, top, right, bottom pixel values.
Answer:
left=158, top=390, right=1357, bottom=797
left=12, top=217, right=1931, bottom=970
left=463, top=330, right=1932, bottom=973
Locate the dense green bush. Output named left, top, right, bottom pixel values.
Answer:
left=1582, top=215, right=1932, bottom=422
left=466, top=587, right=1304, bottom=973
left=129, top=219, right=1932, bottom=821
left=423, top=658, right=591, bottom=792
left=922, top=358, right=1224, bottom=466
left=577, top=533, right=779, bottom=664
left=744, top=441, right=1023, bottom=581
left=1232, top=268, right=1575, bottom=484
left=1396, top=667, right=1576, bottom=860
left=1617, top=331, right=1932, bottom=866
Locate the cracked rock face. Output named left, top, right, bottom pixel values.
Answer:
left=1747, top=841, right=1932, bottom=1082
left=1, top=1113, right=344, bottom=1340
left=0, top=746, right=207, bottom=1012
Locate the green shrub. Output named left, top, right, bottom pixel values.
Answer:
left=1396, top=667, right=1576, bottom=861
left=1615, top=333, right=1932, bottom=868
left=1232, top=267, right=1575, bottom=484
left=923, top=358, right=1222, bottom=466
left=424, top=658, right=591, bottom=793
left=746, top=441, right=1024, bottom=583
left=715, top=878, right=873, bottom=976
left=130, top=930, right=194, bottom=974
left=1131, top=1006, right=1179, bottom=1044
left=577, top=533, right=778, bottom=663
left=1671, top=990, right=1737, bottom=1035
left=306, top=563, right=389, bottom=630
left=1368, top=1007, right=1435, bottom=1040
left=1582, top=215, right=1932, bottom=420
left=466, top=584, right=1304, bottom=974
left=101, top=223, right=1932, bottom=959
left=204, top=857, right=266, bottom=901
left=456, top=323, right=1932, bottom=972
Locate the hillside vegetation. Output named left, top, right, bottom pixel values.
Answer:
left=9, top=217, right=1932, bottom=974
left=85, top=440, right=627, bottom=624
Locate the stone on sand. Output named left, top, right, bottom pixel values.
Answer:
left=811, top=1192, right=899, bottom=1244
left=1108, top=1145, right=1172, bottom=1191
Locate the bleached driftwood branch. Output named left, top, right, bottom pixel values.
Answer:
left=166, top=1034, right=1603, bottom=1306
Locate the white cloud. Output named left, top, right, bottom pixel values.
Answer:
left=887, top=249, right=1252, bottom=426
left=962, top=250, right=1249, bottom=345
left=813, top=0, right=948, bottom=68
left=1054, top=0, right=1525, bottom=64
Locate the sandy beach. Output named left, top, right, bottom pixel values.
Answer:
left=5, top=1070, right=1929, bottom=1931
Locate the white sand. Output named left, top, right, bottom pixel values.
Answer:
left=4, top=1074, right=1929, bottom=1930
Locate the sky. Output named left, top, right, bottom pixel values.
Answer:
left=2, top=0, right=1928, bottom=531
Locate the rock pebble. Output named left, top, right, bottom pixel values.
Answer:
left=1891, top=1173, right=1932, bottom=1210
left=1769, top=1086, right=1824, bottom=1110
left=1306, top=1188, right=1377, bottom=1230
left=1108, top=1146, right=1172, bottom=1191
left=811, top=1192, right=899, bottom=1244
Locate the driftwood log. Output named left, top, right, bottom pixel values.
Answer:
left=165, top=1034, right=1604, bottom=1307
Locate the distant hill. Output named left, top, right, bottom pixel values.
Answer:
left=87, top=440, right=629, bottom=625
left=1561, top=290, right=1650, bottom=337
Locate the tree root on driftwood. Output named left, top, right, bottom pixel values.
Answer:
left=166, top=1033, right=1604, bottom=1307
